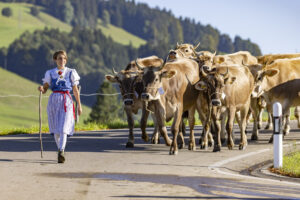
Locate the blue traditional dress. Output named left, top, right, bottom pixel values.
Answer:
left=42, top=67, right=80, bottom=136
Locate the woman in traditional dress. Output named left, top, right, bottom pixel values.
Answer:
left=38, top=50, right=82, bottom=163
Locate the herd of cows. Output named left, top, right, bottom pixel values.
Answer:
left=105, top=43, right=300, bottom=155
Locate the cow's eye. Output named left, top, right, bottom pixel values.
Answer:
left=257, top=76, right=262, bottom=81
left=185, top=49, right=189, bottom=52
left=155, top=78, right=159, bottom=82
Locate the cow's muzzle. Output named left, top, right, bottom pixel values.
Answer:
left=124, top=99, right=133, bottom=106
left=212, top=99, right=221, bottom=107
left=141, top=93, right=150, bottom=101
left=168, top=51, right=177, bottom=60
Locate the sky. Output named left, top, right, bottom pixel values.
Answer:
left=134, top=0, right=300, bottom=54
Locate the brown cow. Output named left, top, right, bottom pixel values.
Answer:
left=252, top=58, right=300, bottom=140
left=257, top=53, right=300, bottom=66
left=196, top=65, right=254, bottom=152
left=105, top=56, right=168, bottom=147
left=213, top=51, right=258, bottom=66
left=139, top=57, right=201, bottom=154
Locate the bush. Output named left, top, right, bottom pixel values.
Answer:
left=2, top=7, right=12, bottom=17
left=30, top=6, right=39, bottom=16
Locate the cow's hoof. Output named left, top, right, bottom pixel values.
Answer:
left=169, top=150, right=178, bottom=155
left=142, top=134, right=149, bottom=142
left=126, top=142, right=134, bottom=148
left=151, top=138, right=158, bottom=144
left=251, top=134, right=258, bottom=141
left=200, top=144, right=207, bottom=150
left=227, top=145, right=234, bottom=150
left=221, top=138, right=226, bottom=145
left=265, top=124, right=273, bottom=130
left=165, top=139, right=172, bottom=146
left=258, top=123, right=262, bottom=130
left=213, top=145, right=221, bottom=152
left=188, top=144, right=196, bottom=151
left=283, top=129, right=290, bottom=136
left=268, top=137, right=273, bottom=143
left=239, top=144, right=246, bottom=150
left=199, top=138, right=202, bottom=145
left=178, top=143, right=185, bottom=149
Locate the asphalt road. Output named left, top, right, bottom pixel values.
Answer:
left=1, top=122, right=300, bottom=200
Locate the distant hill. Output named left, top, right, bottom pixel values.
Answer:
left=0, top=67, right=91, bottom=129
left=0, top=2, right=72, bottom=48
left=0, top=2, right=147, bottom=49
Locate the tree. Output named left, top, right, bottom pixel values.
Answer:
left=2, top=7, right=12, bottom=17
left=102, top=10, right=110, bottom=27
left=86, top=81, right=121, bottom=123
left=30, top=6, right=40, bottom=16
left=62, top=0, right=74, bottom=24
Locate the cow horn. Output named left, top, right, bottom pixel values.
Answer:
left=193, top=42, right=201, bottom=50
left=200, top=66, right=208, bottom=78
left=112, top=68, right=118, bottom=74
left=176, top=42, right=180, bottom=49
left=159, top=57, right=167, bottom=70
left=213, top=51, right=216, bottom=56
left=135, top=59, right=143, bottom=70
left=221, top=67, right=229, bottom=77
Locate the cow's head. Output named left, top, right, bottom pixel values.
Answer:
left=138, top=61, right=176, bottom=101
left=105, top=69, right=140, bottom=106
left=196, top=67, right=235, bottom=107
left=197, top=51, right=216, bottom=70
left=168, top=42, right=200, bottom=60
left=251, top=68, right=279, bottom=98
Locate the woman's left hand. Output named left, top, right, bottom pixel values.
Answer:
left=78, top=105, right=82, bottom=116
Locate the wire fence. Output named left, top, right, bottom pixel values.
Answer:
left=0, top=93, right=121, bottom=98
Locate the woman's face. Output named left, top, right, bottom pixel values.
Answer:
left=55, top=54, right=67, bottom=68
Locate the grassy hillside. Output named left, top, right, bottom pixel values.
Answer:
left=0, top=67, right=91, bottom=129
left=0, top=3, right=147, bottom=49
left=0, top=2, right=72, bottom=48
left=97, top=19, right=147, bottom=48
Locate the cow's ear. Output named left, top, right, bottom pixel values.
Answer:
left=224, top=76, right=236, bottom=84
left=161, top=70, right=177, bottom=79
left=195, top=81, right=207, bottom=91
left=218, top=57, right=225, bottom=64
left=264, top=69, right=279, bottom=77
left=105, top=75, right=118, bottom=83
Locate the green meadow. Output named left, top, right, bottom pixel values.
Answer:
left=0, top=68, right=91, bottom=131
left=0, top=2, right=72, bottom=48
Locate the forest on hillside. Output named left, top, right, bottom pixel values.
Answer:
left=0, top=0, right=261, bottom=107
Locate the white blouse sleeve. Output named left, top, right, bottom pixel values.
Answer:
left=71, top=69, right=80, bottom=86
left=42, top=70, right=51, bottom=85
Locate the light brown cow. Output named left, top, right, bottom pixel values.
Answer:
left=257, top=53, right=300, bottom=129
left=139, top=57, right=201, bottom=154
left=213, top=51, right=258, bottom=66
left=196, top=65, right=254, bottom=151
left=168, top=43, right=215, bottom=149
left=257, top=53, right=300, bottom=66
left=105, top=56, right=169, bottom=147
left=252, top=58, right=300, bottom=140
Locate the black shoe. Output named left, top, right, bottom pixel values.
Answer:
left=58, top=150, right=65, bottom=163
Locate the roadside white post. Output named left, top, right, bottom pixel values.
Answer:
left=273, top=102, right=282, bottom=168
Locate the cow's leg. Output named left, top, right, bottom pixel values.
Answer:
left=220, top=110, right=227, bottom=144
left=169, top=107, right=183, bottom=155
left=155, top=103, right=172, bottom=146
left=125, top=107, right=135, bottom=148
left=178, top=120, right=185, bottom=149
left=295, top=106, right=300, bottom=128
left=283, top=107, right=291, bottom=136
left=188, top=106, right=196, bottom=151
left=265, top=109, right=273, bottom=130
left=239, top=106, right=249, bottom=150
left=212, top=107, right=221, bottom=152
left=151, top=114, right=160, bottom=144
left=140, top=105, right=149, bottom=142
left=250, top=98, right=259, bottom=141
left=257, top=97, right=266, bottom=129
left=226, top=108, right=236, bottom=150
left=246, top=110, right=252, bottom=126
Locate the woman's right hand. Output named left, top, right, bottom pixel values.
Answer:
left=38, top=86, right=44, bottom=93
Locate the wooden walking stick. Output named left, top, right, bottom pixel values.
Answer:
left=39, top=90, right=44, bottom=158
